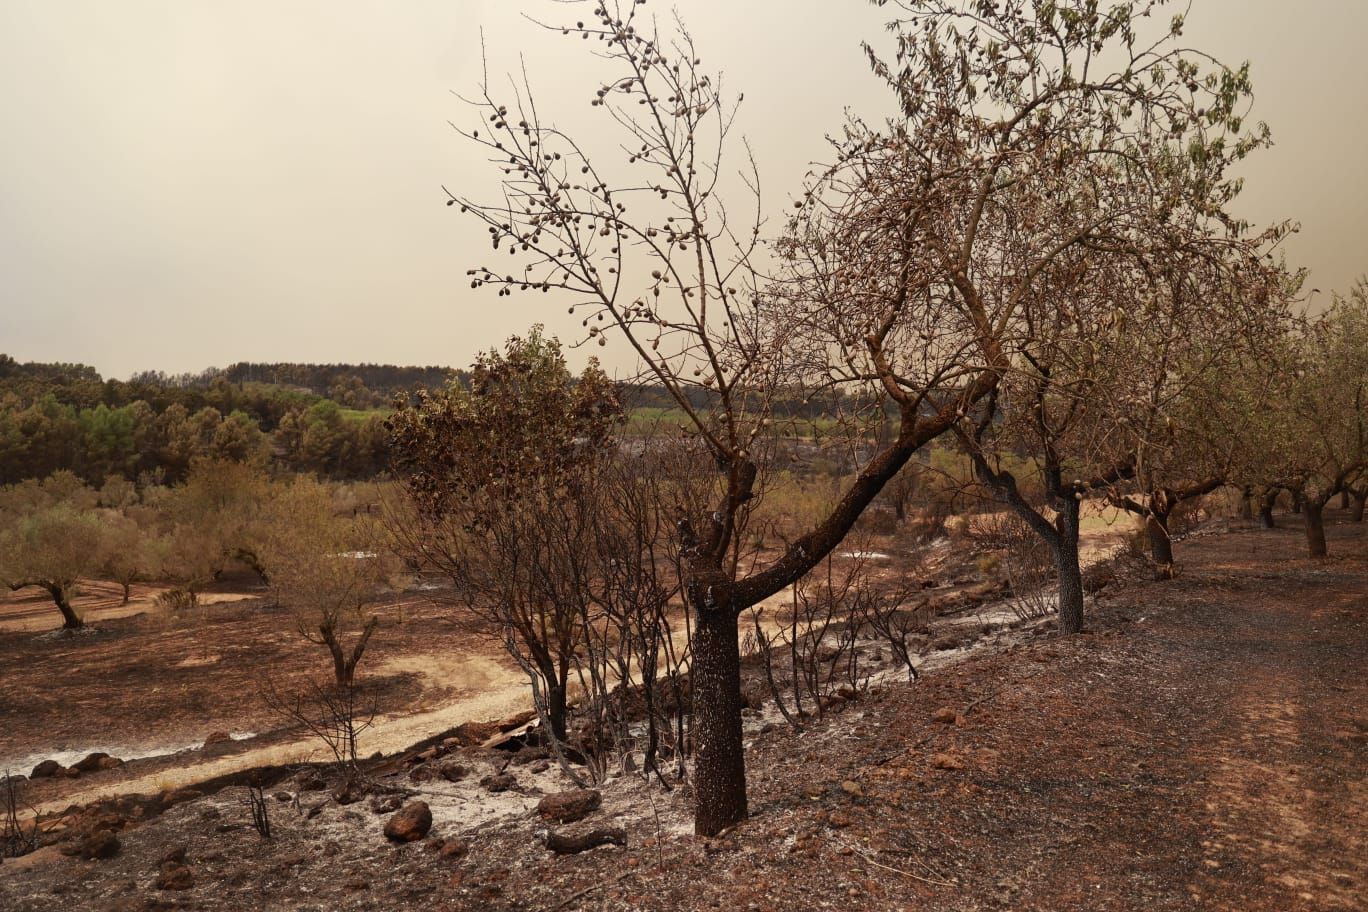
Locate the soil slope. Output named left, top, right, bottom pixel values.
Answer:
left=1, top=516, right=1364, bottom=911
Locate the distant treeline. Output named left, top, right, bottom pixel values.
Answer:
left=0, top=355, right=872, bottom=486
left=0, top=356, right=412, bottom=485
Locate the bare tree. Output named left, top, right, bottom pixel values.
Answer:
left=447, top=0, right=1266, bottom=833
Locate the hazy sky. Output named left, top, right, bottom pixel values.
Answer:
left=1, top=1, right=1364, bottom=380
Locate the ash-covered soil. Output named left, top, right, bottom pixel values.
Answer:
left=2, top=515, right=1365, bottom=911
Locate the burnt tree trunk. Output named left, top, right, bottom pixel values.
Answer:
left=545, top=680, right=569, bottom=743
left=1052, top=499, right=1085, bottom=635
left=1259, top=490, right=1277, bottom=529
left=1353, top=493, right=1366, bottom=523
left=1340, top=490, right=1351, bottom=510
left=326, top=634, right=354, bottom=687
left=121, top=582, right=132, bottom=605
left=1239, top=486, right=1254, bottom=521
left=689, top=593, right=747, bottom=836
left=1147, top=512, right=1175, bottom=580
left=1304, top=501, right=1328, bottom=558
left=49, top=584, right=83, bottom=630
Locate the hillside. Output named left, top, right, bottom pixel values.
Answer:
left=1, top=515, right=1363, bottom=911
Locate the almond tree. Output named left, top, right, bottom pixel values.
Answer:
left=1271, top=287, right=1368, bottom=556
left=1096, top=256, right=1295, bottom=577
left=449, top=0, right=1264, bottom=834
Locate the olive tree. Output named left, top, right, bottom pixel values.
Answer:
left=0, top=504, right=107, bottom=629
left=258, top=477, right=391, bottom=687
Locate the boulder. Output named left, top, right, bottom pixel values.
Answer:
left=536, top=789, right=602, bottom=824
left=73, top=752, right=117, bottom=773
left=511, top=746, right=549, bottom=766
left=383, top=801, right=432, bottom=842
left=930, top=752, right=966, bottom=771
left=439, top=838, right=470, bottom=859
left=480, top=772, right=517, bottom=793
left=202, top=731, right=231, bottom=747
left=438, top=762, right=469, bottom=783
left=30, top=759, right=63, bottom=779
left=156, top=863, right=194, bottom=891
left=61, top=831, right=120, bottom=860
left=932, top=707, right=959, bottom=724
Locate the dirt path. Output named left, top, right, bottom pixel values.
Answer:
left=21, top=592, right=830, bottom=816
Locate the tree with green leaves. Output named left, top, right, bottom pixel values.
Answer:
left=258, top=477, right=392, bottom=687
left=0, top=503, right=107, bottom=628
left=389, top=329, right=622, bottom=740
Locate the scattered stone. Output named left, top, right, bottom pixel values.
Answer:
left=370, top=794, right=403, bottom=815
left=537, top=789, right=602, bottom=824
left=930, top=753, right=966, bottom=771
left=73, top=752, right=119, bottom=773
left=61, top=831, right=120, bottom=860
left=273, top=791, right=293, bottom=802
left=30, top=759, right=63, bottom=779
left=481, top=772, right=517, bottom=793
left=439, top=762, right=469, bottom=783
left=840, top=780, right=863, bottom=798
left=343, top=877, right=369, bottom=891
left=932, top=636, right=961, bottom=651
left=159, top=846, right=187, bottom=865
left=383, top=801, right=432, bottom=842
left=202, top=731, right=231, bottom=747
left=279, top=853, right=306, bottom=868
left=530, top=761, right=551, bottom=774
left=199, top=807, right=221, bottom=821
left=827, top=810, right=854, bottom=828
left=512, top=746, right=550, bottom=765
left=802, top=783, right=825, bottom=799
left=932, top=707, right=959, bottom=724
left=156, top=863, right=194, bottom=891
left=440, top=838, right=470, bottom=859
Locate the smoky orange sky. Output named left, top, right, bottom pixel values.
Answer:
left=2, top=0, right=1364, bottom=379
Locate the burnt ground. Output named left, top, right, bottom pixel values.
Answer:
left=1, top=512, right=1365, bottom=911
left=0, top=581, right=484, bottom=769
